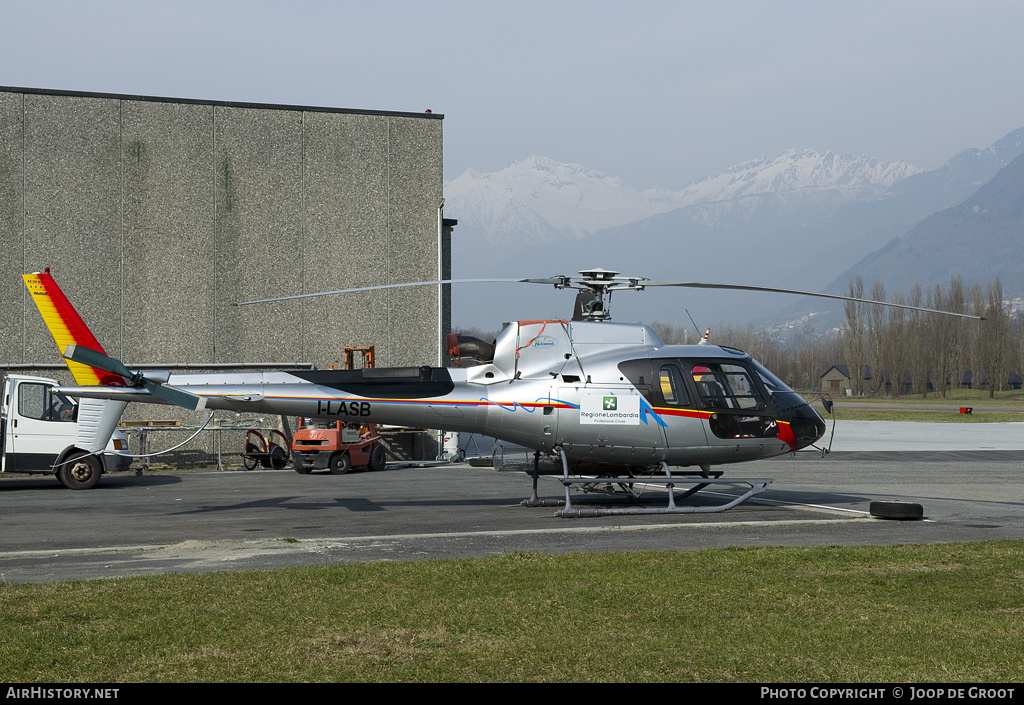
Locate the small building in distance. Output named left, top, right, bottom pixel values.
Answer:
left=820, top=364, right=872, bottom=396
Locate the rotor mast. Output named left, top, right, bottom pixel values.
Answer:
left=545, top=268, right=647, bottom=321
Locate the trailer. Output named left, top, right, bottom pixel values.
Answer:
left=1, top=372, right=131, bottom=489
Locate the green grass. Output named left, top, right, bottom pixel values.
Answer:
left=3, top=542, right=1024, bottom=682
left=829, top=408, right=1024, bottom=422
left=795, top=388, right=1024, bottom=421
left=829, top=389, right=1024, bottom=406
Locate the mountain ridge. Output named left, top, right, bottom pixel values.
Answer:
left=829, top=150, right=1024, bottom=299
left=445, top=149, right=920, bottom=245
left=445, top=129, right=1024, bottom=330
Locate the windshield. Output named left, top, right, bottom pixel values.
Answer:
left=749, top=359, right=808, bottom=412
left=750, top=360, right=792, bottom=392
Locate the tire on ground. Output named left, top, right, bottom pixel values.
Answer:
left=869, top=500, right=924, bottom=520
left=367, top=444, right=387, bottom=472
left=269, top=445, right=288, bottom=469
left=329, top=452, right=352, bottom=475
left=58, top=452, right=102, bottom=490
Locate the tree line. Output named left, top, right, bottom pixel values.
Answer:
left=838, top=276, right=1013, bottom=398
left=655, top=275, right=1016, bottom=398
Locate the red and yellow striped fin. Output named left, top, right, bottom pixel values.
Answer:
left=23, top=270, right=124, bottom=387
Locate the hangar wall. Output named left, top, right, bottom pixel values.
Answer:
left=0, top=87, right=449, bottom=461
left=0, top=87, right=446, bottom=370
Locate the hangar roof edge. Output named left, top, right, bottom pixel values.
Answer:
left=0, top=86, right=444, bottom=120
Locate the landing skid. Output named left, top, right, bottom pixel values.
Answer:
left=520, top=449, right=772, bottom=517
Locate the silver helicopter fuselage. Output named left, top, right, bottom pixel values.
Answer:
left=59, top=318, right=826, bottom=469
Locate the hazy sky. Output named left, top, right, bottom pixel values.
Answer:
left=4, top=0, right=1024, bottom=189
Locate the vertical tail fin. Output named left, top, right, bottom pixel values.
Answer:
left=23, top=269, right=125, bottom=387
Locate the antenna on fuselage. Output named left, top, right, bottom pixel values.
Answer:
left=685, top=309, right=702, bottom=339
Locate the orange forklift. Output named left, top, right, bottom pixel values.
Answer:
left=291, top=346, right=388, bottom=474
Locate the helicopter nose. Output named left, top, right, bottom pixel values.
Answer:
left=785, top=405, right=827, bottom=451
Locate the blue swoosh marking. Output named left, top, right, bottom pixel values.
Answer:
left=487, top=397, right=579, bottom=412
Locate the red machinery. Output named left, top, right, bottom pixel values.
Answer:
left=291, top=346, right=387, bottom=474
left=242, top=429, right=290, bottom=470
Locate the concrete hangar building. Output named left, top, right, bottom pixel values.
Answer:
left=0, top=86, right=453, bottom=460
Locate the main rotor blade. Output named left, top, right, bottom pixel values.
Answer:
left=642, top=281, right=986, bottom=320
left=235, top=278, right=529, bottom=306
left=234, top=270, right=985, bottom=320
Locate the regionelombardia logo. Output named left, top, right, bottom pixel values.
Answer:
left=603, top=396, right=617, bottom=411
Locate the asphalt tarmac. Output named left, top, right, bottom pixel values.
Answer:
left=1, top=422, right=1022, bottom=583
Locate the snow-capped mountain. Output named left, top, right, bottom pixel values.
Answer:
left=444, top=129, right=1024, bottom=331
left=445, top=155, right=686, bottom=243
left=674, top=149, right=919, bottom=206
left=444, top=150, right=921, bottom=245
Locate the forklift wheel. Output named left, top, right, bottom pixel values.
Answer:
left=329, top=452, right=352, bottom=475
left=368, top=444, right=387, bottom=472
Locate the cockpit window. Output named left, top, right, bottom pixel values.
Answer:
left=689, top=363, right=766, bottom=411
left=658, top=365, right=688, bottom=406
left=687, top=362, right=779, bottom=439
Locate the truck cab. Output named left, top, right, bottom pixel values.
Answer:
left=1, top=372, right=131, bottom=489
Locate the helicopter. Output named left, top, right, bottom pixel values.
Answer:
left=23, top=268, right=983, bottom=515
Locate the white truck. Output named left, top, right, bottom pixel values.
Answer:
left=1, top=372, right=131, bottom=489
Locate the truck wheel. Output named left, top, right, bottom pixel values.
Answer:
left=367, top=444, right=387, bottom=472
left=59, top=452, right=102, bottom=490
left=329, top=452, right=351, bottom=475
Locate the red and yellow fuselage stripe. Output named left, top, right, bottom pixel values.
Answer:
left=653, top=406, right=798, bottom=450
left=23, top=271, right=124, bottom=387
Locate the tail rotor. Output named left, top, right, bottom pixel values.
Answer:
left=63, top=345, right=207, bottom=411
